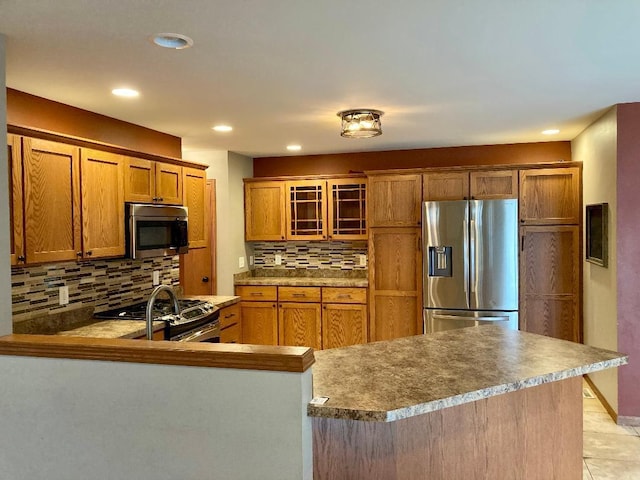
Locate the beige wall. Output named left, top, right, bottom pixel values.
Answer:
left=0, top=34, right=11, bottom=336
left=572, top=106, right=618, bottom=411
left=184, top=149, right=253, bottom=295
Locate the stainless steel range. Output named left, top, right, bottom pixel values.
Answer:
left=95, top=298, right=220, bottom=342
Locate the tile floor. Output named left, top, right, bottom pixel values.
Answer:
left=583, top=380, right=640, bottom=479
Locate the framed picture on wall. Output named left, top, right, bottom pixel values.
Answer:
left=586, top=203, right=608, bottom=267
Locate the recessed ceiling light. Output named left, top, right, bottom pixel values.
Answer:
left=151, top=33, right=194, bottom=50
left=287, top=145, right=302, bottom=151
left=541, top=129, right=560, bottom=135
left=212, top=125, right=233, bottom=132
left=111, top=88, right=139, bottom=98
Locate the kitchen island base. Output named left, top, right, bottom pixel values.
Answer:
left=313, top=376, right=582, bottom=480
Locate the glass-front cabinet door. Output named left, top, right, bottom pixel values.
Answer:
left=286, top=180, right=327, bottom=240
left=328, top=178, right=367, bottom=240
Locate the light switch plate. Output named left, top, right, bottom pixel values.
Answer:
left=153, top=271, right=160, bottom=286
left=274, top=254, right=282, bottom=265
left=359, top=254, right=367, bottom=266
left=239, top=256, right=245, bottom=268
left=59, top=286, right=69, bottom=306
left=249, top=255, right=254, bottom=266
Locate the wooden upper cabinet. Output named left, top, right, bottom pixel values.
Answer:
left=368, top=174, right=422, bottom=227
left=423, top=172, right=469, bottom=201
left=470, top=170, right=518, bottom=199
left=7, top=134, right=24, bottom=266
left=182, top=167, right=208, bottom=249
left=423, top=170, right=518, bottom=201
left=155, top=162, right=183, bottom=205
left=327, top=178, right=367, bottom=241
left=124, top=157, right=154, bottom=202
left=80, top=148, right=125, bottom=259
left=519, top=167, right=580, bottom=225
left=286, top=180, right=328, bottom=240
left=244, top=181, right=286, bottom=241
left=124, top=157, right=182, bottom=205
left=22, top=137, right=82, bottom=263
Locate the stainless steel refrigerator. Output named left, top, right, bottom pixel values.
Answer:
left=422, top=199, right=518, bottom=333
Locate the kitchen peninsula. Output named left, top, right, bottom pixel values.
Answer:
left=0, top=326, right=626, bottom=480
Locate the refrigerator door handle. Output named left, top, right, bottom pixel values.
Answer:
left=432, top=314, right=510, bottom=322
left=463, top=219, right=469, bottom=295
left=470, top=218, right=479, bottom=295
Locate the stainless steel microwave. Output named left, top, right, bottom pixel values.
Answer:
left=125, top=203, right=189, bottom=259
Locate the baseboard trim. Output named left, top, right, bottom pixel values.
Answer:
left=583, top=375, right=618, bottom=423
left=617, top=416, right=640, bottom=427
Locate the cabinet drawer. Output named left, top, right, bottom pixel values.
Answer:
left=219, top=303, right=241, bottom=329
left=235, top=285, right=278, bottom=302
left=322, top=287, right=367, bottom=304
left=278, top=286, right=321, bottom=303
left=220, top=323, right=241, bottom=344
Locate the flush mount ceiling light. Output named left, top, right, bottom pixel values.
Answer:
left=287, top=145, right=302, bottom=151
left=111, top=88, right=139, bottom=97
left=337, top=109, right=384, bottom=138
left=542, top=128, right=560, bottom=135
left=212, top=125, right=233, bottom=132
left=151, top=33, right=194, bottom=49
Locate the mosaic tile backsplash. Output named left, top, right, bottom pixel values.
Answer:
left=11, top=256, right=180, bottom=323
left=251, top=241, right=368, bottom=270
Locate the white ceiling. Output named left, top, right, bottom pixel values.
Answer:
left=1, top=1, right=639, bottom=159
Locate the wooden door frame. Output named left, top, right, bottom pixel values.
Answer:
left=208, top=179, right=217, bottom=294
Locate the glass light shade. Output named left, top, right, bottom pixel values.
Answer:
left=337, top=109, right=384, bottom=138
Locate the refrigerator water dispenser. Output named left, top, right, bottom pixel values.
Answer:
left=428, top=246, right=452, bottom=277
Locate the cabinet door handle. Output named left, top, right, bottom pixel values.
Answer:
left=337, top=294, right=351, bottom=299
left=521, top=235, right=525, bottom=252
left=17, top=255, right=25, bottom=262
left=292, top=293, right=306, bottom=297
left=224, top=313, right=236, bottom=319
left=250, top=292, right=264, bottom=296
left=202, top=276, right=209, bottom=283
left=76, top=251, right=82, bottom=257
left=86, top=251, right=92, bottom=256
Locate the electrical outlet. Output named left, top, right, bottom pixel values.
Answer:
left=239, top=256, right=245, bottom=268
left=274, top=254, right=282, bottom=265
left=59, top=286, right=69, bottom=306
left=249, top=255, right=254, bottom=266
left=359, top=254, right=367, bottom=266
left=153, top=271, right=160, bottom=286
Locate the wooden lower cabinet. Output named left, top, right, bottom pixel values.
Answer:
left=520, top=225, right=580, bottom=342
left=240, top=301, right=278, bottom=345
left=278, top=302, right=322, bottom=349
left=219, top=303, right=242, bottom=344
left=322, top=303, right=367, bottom=349
left=220, top=323, right=241, bottom=343
left=235, top=285, right=368, bottom=349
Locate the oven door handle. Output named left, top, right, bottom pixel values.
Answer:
left=176, top=323, right=220, bottom=342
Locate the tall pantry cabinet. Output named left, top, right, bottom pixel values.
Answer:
left=367, top=174, right=423, bottom=341
left=519, top=167, right=582, bottom=342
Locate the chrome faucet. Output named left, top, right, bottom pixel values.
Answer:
left=146, top=285, right=180, bottom=340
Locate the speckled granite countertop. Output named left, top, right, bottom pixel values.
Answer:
left=235, top=276, right=368, bottom=287
left=56, top=320, right=165, bottom=339
left=55, top=295, right=240, bottom=340
left=308, top=326, right=628, bottom=422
